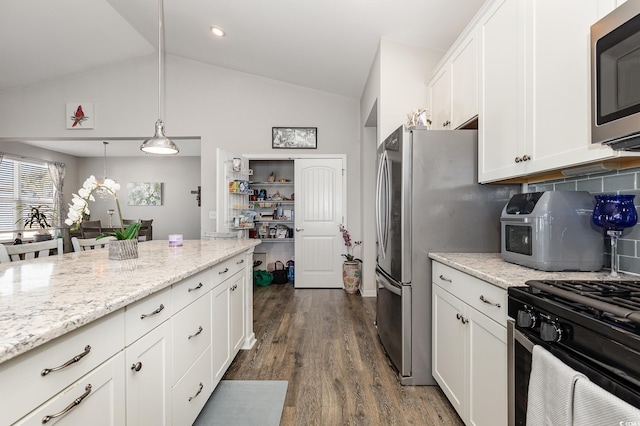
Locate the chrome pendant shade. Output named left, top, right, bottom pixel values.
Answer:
left=141, top=120, right=179, bottom=155
left=140, top=0, right=179, bottom=155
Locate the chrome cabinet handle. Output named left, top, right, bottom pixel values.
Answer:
left=236, top=259, right=244, bottom=264
left=188, top=282, right=203, bottom=292
left=188, top=382, right=204, bottom=402
left=522, top=154, right=531, bottom=161
left=219, top=268, right=229, bottom=275
left=230, top=284, right=238, bottom=291
left=295, top=227, right=304, bottom=232
left=515, top=156, right=522, bottom=163
left=41, top=384, right=92, bottom=423
left=140, top=304, right=165, bottom=319
left=41, top=345, right=91, bottom=376
left=479, top=295, right=501, bottom=308
left=131, top=362, right=142, bottom=372
left=439, top=275, right=452, bottom=283
left=443, top=120, right=451, bottom=127
left=188, top=326, right=204, bottom=340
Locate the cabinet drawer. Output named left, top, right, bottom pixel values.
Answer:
left=125, top=287, right=172, bottom=346
left=172, top=347, right=212, bottom=426
left=433, top=262, right=507, bottom=326
left=14, top=352, right=125, bottom=426
left=172, top=294, right=212, bottom=384
left=0, top=311, right=124, bottom=426
left=173, top=268, right=211, bottom=313
left=211, top=254, right=245, bottom=288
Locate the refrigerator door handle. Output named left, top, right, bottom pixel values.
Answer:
left=376, top=151, right=385, bottom=256
left=383, top=151, right=391, bottom=252
left=378, top=271, right=402, bottom=296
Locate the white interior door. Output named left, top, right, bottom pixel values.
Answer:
left=294, top=158, right=345, bottom=288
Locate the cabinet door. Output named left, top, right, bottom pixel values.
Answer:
left=15, top=352, right=125, bottom=426
left=211, top=281, right=230, bottom=386
left=229, top=271, right=245, bottom=354
left=451, top=31, right=478, bottom=129
left=467, top=307, right=507, bottom=426
left=172, top=293, right=212, bottom=384
left=432, top=285, right=466, bottom=418
left=125, top=321, right=172, bottom=426
left=430, top=67, right=452, bottom=130
left=478, top=0, right=527, bottom=182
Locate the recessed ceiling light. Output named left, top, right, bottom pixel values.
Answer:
left=210, top=26, right=226, bottom=37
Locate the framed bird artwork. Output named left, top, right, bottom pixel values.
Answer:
left=66, top=103, right=95, bottom=129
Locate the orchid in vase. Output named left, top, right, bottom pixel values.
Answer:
left=338, top=224, right=362, bottom=262
left=65, top=176, right=140, bottom=240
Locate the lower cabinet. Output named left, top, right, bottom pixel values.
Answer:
left=14, top=352, right=125, bottom=425
left=125, top=321, right=173, bottom=426
left=432, top=262, right=507, bottom=426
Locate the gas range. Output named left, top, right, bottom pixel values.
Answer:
left=508, top=280, right=640, bottom=409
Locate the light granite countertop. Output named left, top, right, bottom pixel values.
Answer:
left=0, top=239, right=260, bottom=365
left=428, top=252, right=639, bottom=290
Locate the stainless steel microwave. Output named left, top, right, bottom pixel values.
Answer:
left=591, top=1, right=640, bottom=150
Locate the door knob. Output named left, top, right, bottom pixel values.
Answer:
left=295, top=228, right=304, bottom=232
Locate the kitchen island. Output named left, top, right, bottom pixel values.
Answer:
left=0, top=239, right=259, bottom=425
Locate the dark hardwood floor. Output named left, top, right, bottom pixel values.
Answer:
left=223, top=283, right=464, bottom=425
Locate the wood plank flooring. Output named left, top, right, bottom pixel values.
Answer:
left=223, top=283, right=464, bottom=425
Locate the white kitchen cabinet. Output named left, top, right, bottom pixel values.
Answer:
left=229, top=269, right=246, bottom=354
left=450, top=31, right=478, bottom=129
left=429, top=67, right=451, bottom=130
left=14, top=352, right=125, bottom=426
left=478, top=0, right=637, bottom=183
left=125, top=320, right=173, bottom=426
left=211, top=277, right=231, bottom=386
left=432, top=262, right=507, bottom=426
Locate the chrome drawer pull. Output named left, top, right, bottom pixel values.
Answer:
left=188, top=326, right=204, bottom=340
left=140, top=304, right=165, bottom=319
left=41, top=384, right=92, bottom=423
left=188, top=382, right=204, bottom=402
left=41, top=345, right=91, bottom=376
left=219, top=267, right=229, bottom=274
left=479, top=295, right=501, bottom=308
left=131, top=362, right=142, bottom=372
left=236, top=259, right=244, bottom=264
left=188, top=282, right=203, bottom=292
left=456, top=313, right=469, bottom=324
left=439, top=275, right=452, bottom=283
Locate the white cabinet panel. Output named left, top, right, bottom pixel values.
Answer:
left=172, top=292, right=212, bottom=384
left=229, top=271, right=245, bottom=354
left=15, top=352, right=125, bottom=426
left=125, top=321, right=172, bottom=426
left=430, top=67, right=452, bottom=130
left=211, top=278, right=230, bottom=386
left=172, top=347, right=212, bottom=426
left=451, top=32, right=478, bottom=129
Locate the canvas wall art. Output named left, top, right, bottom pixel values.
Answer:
left=127, top=182, right=163, bottom=206
left=66, top=103, right=95, bottom=129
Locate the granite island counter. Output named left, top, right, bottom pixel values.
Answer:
left=0, top=239, right=260, bottom=425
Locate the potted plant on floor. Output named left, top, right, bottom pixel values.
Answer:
left=338, top=224, right=362, bottom=294
left=18, top=205, right=54, bottom=241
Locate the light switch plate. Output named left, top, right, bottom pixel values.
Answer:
left=209, top=211, right=216, bottom=220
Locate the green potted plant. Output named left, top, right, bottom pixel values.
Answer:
left=17, top=205, right=54, bottom=241
left=338, top=224, right=362, bottom=294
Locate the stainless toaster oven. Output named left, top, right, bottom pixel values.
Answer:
left=500, top=191, right=603, bottom=271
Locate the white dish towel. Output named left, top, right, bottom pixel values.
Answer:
left=526, top=345, right=586, bottom=426
left=572, top=376, right=640, bottom=426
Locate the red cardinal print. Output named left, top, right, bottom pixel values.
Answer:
left=70, top=105, right=88, bottom=127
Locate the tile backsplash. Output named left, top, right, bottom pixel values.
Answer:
left=530, top=166, right=640, bottom=276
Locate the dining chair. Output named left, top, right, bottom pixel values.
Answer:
left=71, top=236, right=116, bottom=252
left=0, top=238, right=64, bottom=263
left=138, top=219, right=153, bottom=242
left=80, top=220, right=103, bottom=238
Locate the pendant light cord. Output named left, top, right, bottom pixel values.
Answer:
left=158, top=0, right=163, bottom=122
left=103, top=141, right=108, bottom=180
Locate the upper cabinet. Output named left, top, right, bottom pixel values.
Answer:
left=429, top=0, right=639, bottom=183
left=478, top=0, right=640, bottom=182
left=428, top=26, right=478, bottom=130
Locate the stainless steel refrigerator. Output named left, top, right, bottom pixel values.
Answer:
left=375, top=125, right=518, bottom=385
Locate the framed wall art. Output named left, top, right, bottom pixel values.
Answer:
left=66, top=103, right=95, bottom=129
left=127, top=182, right=163, bottom=206
left=272, top=127, right=317, bottom=149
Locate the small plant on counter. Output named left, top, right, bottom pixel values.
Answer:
left=65, top=176, right=140, bottom=240
left=338, top=224, right=362, bottom=262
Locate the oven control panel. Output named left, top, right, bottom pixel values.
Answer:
left=515, top=307, right=570, bottom=343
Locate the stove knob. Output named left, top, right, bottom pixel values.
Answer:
left=516, top=310, right=537, bottom=329
left=540, top=321, right=563, bottom=342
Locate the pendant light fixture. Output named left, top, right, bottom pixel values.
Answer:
left=140, top=0, right=179, bottom=155
left=96, top=141, right=115, bottom=199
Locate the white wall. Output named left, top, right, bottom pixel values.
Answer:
left=0, top=54, right=361, bottom=241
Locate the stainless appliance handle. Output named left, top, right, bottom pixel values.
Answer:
left=382, top=151, right=391, bottom=252
left=507, top=319, right=535, bottom=426
left=376, top=151, right=385, bottom=256
left=378, top=273, right=402, bottom=296
left=500, top=217, right=532, bottom=223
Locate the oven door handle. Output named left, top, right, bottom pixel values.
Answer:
left=378, top=274, right=402, bottom=296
